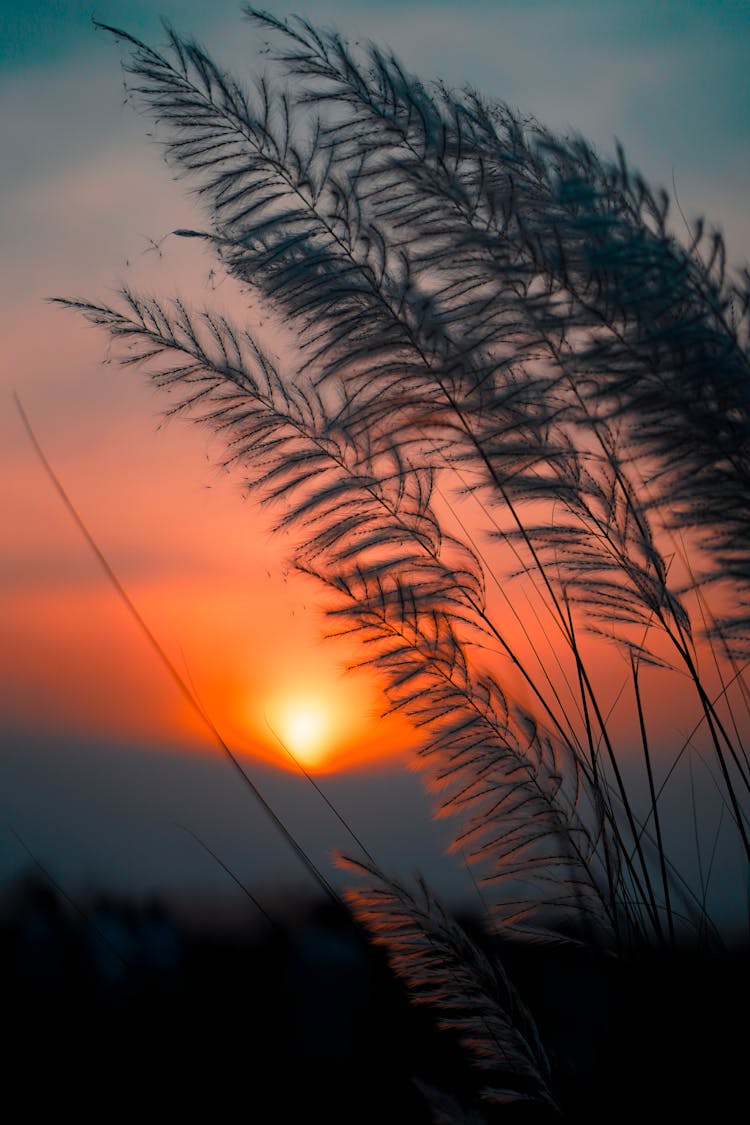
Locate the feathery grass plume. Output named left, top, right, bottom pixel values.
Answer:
left=338, top=855, right=559, bottom=1116
left=58, top=12, right=750, bottom=953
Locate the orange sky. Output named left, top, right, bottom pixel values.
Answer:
left=0, top=1, right=746, bottom=794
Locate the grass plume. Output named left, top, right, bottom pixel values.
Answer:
left=54, top=9, right=750, bottom=1115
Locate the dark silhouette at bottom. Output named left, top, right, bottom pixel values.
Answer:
left=2, top=875, right=746, bottom=1122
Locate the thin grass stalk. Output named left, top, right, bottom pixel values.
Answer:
left=312, top=561, right=620, bottom=940
left=675, top=644, right=750, bottom=857
left=264, top=716, right=377, bottom=864
left=14, top=394, right=340, bottom=907
left=561, top=592, right=625, bottom=945
left=630, top=653, right=674, bottom=944
left=429, top=383, right=668, bottom=935
left=435, top=475, right=603, bottom=765
left=547, top=339, right=750, bottom=857
left=683, top=558, right=750, bottom=773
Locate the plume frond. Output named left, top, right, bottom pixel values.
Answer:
left=338, top=856, right=560, bottom=1113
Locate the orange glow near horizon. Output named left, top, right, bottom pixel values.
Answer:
left=0, top=552, right=420, bottom=774
left=3, top=510, right=739, bottom=781
left=4, top=394, right=743, bottom=787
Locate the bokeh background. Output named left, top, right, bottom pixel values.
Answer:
left=2, top=0, right=749, bottom=927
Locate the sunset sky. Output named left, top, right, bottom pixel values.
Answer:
left=2, top=0, right=749, bottom=924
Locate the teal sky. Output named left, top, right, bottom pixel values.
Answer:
left=4, top=1, right=750, bottom=65
left=3, top=2, right=748, bottom=211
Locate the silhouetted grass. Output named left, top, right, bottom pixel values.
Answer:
left=51, top=11, right=750, bottom=1120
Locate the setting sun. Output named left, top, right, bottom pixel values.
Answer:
left=278, top=701, right=330, bottom=768
left=260, top=682, right=350, bottom=772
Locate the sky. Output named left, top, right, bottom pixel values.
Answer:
left=2, top=0, right=749, bottom=928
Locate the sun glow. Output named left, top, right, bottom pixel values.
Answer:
left=241, top=664, right=419, bottom=775
left=268, top=696, right=335, bottom=769
left=280, top=701, right=329, bottom=766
